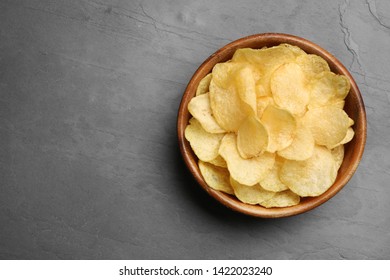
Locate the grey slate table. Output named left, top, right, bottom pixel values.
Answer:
left=1, top=0, right=389, bottom=259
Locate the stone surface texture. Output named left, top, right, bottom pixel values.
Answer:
left=0, top=0, right=389, bottom=259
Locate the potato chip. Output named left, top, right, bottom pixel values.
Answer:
left=296, top=54, right=330, bottom=79
left=196, top=73, right=212, bottom=96
left=237, top=115, right=268, bottom=159
left=281, top=43, right=307, bottom=57
left=233, top=66, right=257, bottom=114
left=307, top=99, right=345, bottom=110
left=209, top=83, right=247, bottom=132
left=256, top=96, right=274, bottom=118
left=211, top=62, right=251, bottom=89
left=308, top=99, right=345, bottom=110
left=184, top=118, right=224, bottom=162
left=232, top=44, right=298, bottom=67
left=232, top=45, right=297, bottom=96
left=188, top=93, right=225, bottom=133
left=331, top=145, right=344, bottom=170
left=332, top=73, right=351, bottom=100
left=199, top=160, right=234, bottom=194
left=209, top=63, right=252, bottom=132
left=332, top=99, right=345, bottom=109
left=230, top=177, right=275, bottom=205
left=210, top=62, right=236, bottom=88
left=277, top=124, right=314, bottom=160
left=271, top=62, right=309, bottom=115
left=261, top=105, right=297, bottom=153
left=342, top=127, right=355, bottom=144
left=219, top=134, right=275, bottom=186
left=259, top=156, right=288, bottom=192
left=260, top=190, right=300, bottom=208
left=308, top=71, right=351, bottom=108
left=280, top=145, right=337, bottom=197
left=208, top=155, right=227, bottom=168
left=303, top=106, right=350, bottom=148
left=255, top=82, right=268, bottom=97
left=329, top=127, right=355, bottom=149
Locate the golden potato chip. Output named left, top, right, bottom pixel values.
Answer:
left=271, top=62, right=309, bottom=115
left=307, top=99, right=346, bottom=111
left=259, top=157, right=288, bottom=192
left=308, top=71, right=351, bottom=108
left=308, top=99, right=346, bottom=110
left=233, top=66, right=257, bottom=114
left=209, top=83, right=247, bottom=132
left=208, top=155, right=227, bottom=168
left=261, top=105, right=297, bottom=153
left=199, top=160, right=234, bottom=194
left=280, top=145, right=337, bottom=197
left=329, top=127, right=355, bottom=149
left=256, top=96, right=274, bottom=118
left=196, top=73, right=212, bottom=96
left=184, top=118, right=224, bottom=162
left=332, top=73, right=351, bottom=100
left=230, top=177, right=275, bottom=205
left=232, top=45, right=297, bottom=67
left=260, top=190, right=300, bottom=208
left=296, top=54, right=330, bottom=79
left=209, top=63, right=252, bottom=132
left=211, top=62, right=250, bottom=89
left=325, top=115, right=354, bottom=148
left=219, top=134, right=275, bottom=186
left=188, top=93, right=225, bottom=133
left=255, top=82, right=268, bottom=97
left=237, top=115, right=268, bottom=159
left=333, top=99, right=346, bottom=109
left=277, top=124, right=314, bottom=160
left=331, top=145, right=344, bottom=170
left=281, top=43, right=307, bottom=57
left=303, top=106, right=350, bottom=148
left=232, top=45, right=297, bottom=96
left=210, top=62, right=236, bottom=88
left=342, top=127, right=355, bottom=144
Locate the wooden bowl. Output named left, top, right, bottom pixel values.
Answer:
left=177, top=33, right=367, bottom=218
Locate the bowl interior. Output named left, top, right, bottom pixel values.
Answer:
left=177, top=33, right=367, bottom=218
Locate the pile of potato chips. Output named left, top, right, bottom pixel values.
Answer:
left=185, top=44, right=354, bottom=208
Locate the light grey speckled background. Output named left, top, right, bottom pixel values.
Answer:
left=1, top=0, right=389, bottom=259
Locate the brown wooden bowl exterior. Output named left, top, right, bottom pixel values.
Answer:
left=177, top=33, right=367, bottom=218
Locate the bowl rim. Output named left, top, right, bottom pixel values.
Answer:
left=177, top=33, right=367, bottom=218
